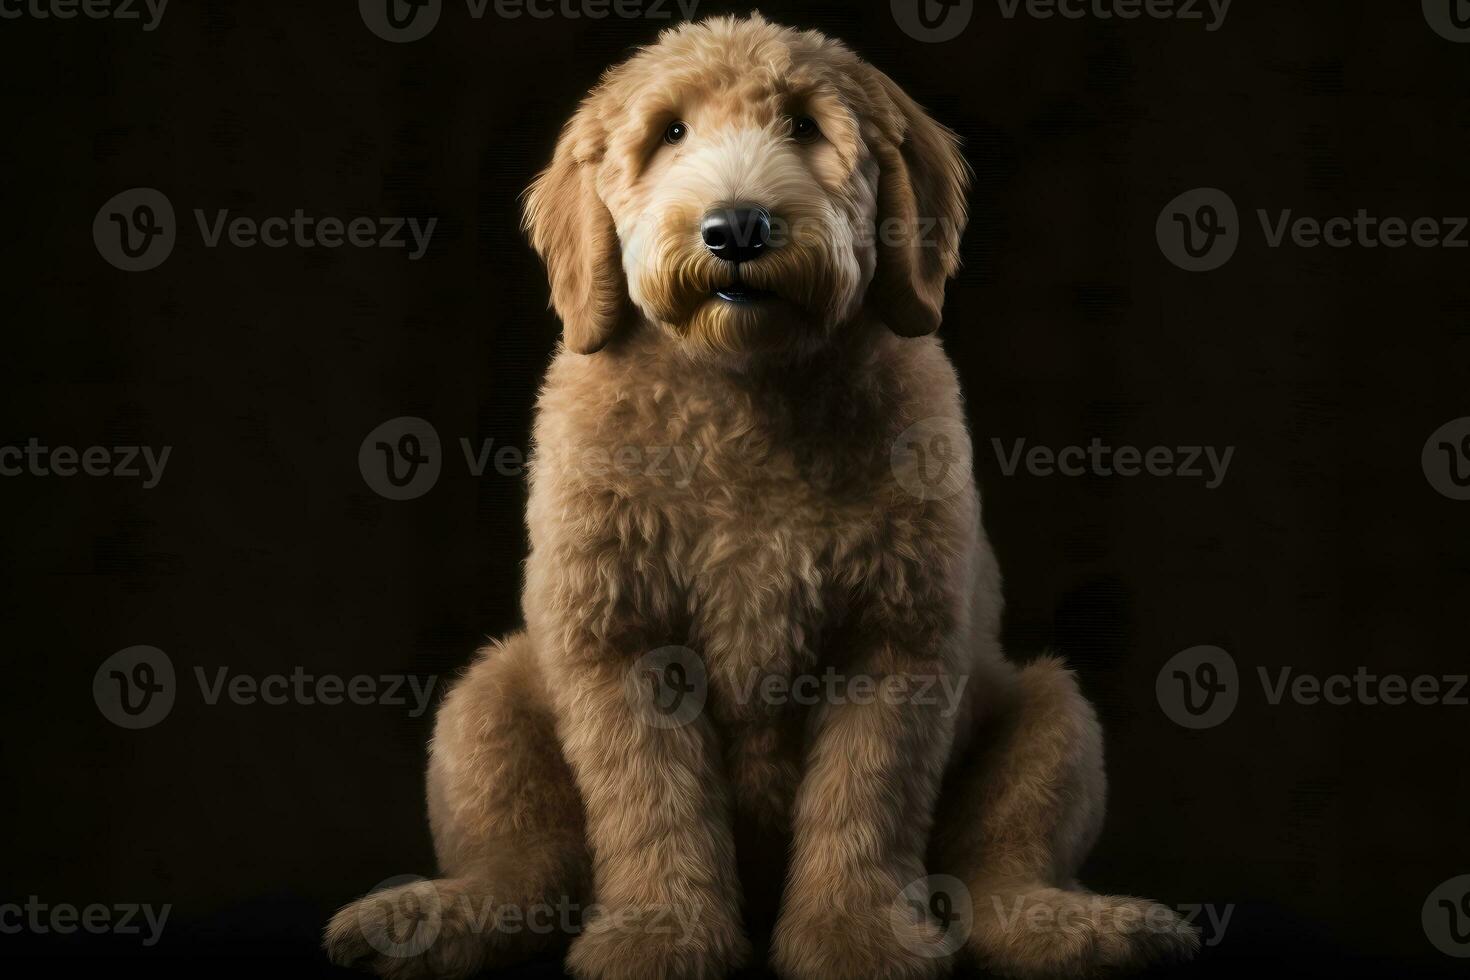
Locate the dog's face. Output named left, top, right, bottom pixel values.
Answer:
left=523, top=15, right=969, bottom=363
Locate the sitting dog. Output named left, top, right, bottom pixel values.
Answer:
left=327, top=14, right=1198, bottom=980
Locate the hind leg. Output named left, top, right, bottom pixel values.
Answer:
left=932, top=656, right=1198, bottom=977
left=325, top=632, right=590, bottom=978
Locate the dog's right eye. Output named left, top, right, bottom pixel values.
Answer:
left=663, top=121, right=688, bottom=145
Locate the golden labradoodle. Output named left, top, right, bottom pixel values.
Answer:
left=328, top=14, right=1198, bottom=980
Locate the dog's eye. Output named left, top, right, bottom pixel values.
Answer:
left=663, top=120, right=688, bottom=145
left=791, top=115, right=821, bottom=143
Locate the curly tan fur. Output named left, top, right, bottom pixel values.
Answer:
left=326, top=14, right=1198, bottom=979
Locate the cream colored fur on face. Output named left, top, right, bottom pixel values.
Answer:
left=326, top=14, right=1198, bottom=980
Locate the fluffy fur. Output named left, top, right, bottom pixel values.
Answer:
left=326, top=15, right=1198, bottom=979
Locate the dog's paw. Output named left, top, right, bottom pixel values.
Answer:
left=324, top=876, right=547, bottom=979
left=565, top=903, right=749, bottom=980
left=968, top=886, right=1200, bottom=978
left=771, top=905, right=953, bottom=980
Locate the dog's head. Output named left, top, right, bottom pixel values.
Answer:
left=522, top=14, right=969, bottom=362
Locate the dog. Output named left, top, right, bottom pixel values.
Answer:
left=326, top=14, right=1199, bottom=979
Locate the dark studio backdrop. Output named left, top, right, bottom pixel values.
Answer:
left=2, top=0, right=1468, bottom=976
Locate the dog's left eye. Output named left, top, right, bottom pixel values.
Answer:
left=790, top=115, right=821, bottom=143
left=663, top=120, right=688, bottom=145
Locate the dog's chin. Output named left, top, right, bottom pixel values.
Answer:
left=669, top=291, right=828, bottom=363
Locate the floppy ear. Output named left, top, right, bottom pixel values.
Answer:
left=862, top=68, right=970, bottom=337
left=521, top=101, right=625, bottom=355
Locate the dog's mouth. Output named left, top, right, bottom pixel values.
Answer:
left=713, top=283, right=773, bottom=304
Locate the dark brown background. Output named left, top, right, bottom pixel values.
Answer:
left=2, top=0, right=1468, bottom=976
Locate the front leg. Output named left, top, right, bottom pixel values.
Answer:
left=772, top=616, right=962, bottom=980
left=552, top=644, right=750, bottom=980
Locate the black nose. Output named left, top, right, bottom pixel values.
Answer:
left=701, top=205, right=771, bottom=263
